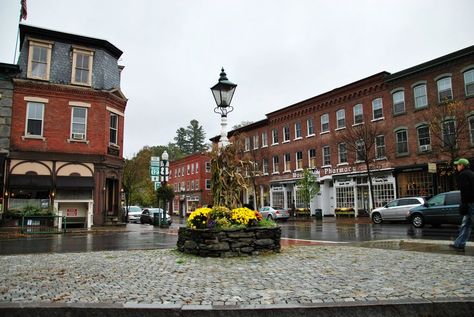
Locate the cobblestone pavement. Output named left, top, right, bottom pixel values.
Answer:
left=0, top=244, right=473, bottom=305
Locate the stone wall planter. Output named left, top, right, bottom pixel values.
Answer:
left=177, top=226, right=281, bottom=257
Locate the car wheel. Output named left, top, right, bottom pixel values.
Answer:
left=267, top=215, right=273, bottom=220
left=372, top=212, right=383, bottom=224
left=411, top=214, right=425, bottom=228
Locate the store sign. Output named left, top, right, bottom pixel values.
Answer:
left=66, top=208, right=78, bottom=217
left=271, top=186, right=284, bottom=191
left=428, top=163, right=437, bottom=173
left=322, top=165, right=359, bottom=176
left=372, top=176, right=389, bottom=183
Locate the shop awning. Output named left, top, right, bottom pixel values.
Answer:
left=56, top=176, right=94, bottom=189
left=9, top=175, right=52, bottom=188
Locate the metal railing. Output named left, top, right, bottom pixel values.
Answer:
left=20, top=216, right=66, bottom=234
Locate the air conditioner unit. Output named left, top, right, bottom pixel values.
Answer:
left=420, top=144, right=431, bottom=152
left=72, top=133, right=85, bottom=140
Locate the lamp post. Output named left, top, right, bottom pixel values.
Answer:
left=159, top=150, right=170, bottom=226
left=211, top=68, right=237, bottom=147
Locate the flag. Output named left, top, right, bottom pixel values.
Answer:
left=20, top=0, right=27, bottom=21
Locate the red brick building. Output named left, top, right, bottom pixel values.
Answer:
left=168, top=152, right=212, bottom=217
left=212, top=45, right=474, bottom=217
left=5, top=25, right=127, bottom=227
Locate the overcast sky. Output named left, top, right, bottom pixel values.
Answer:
left=1, top=0, right=474, bottom=158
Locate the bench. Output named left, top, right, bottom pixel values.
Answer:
left=64, top=217, right=86, bottom=228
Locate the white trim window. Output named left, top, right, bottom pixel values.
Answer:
left=205, top=161, right=211, bottom=172
left=322, top=146, right=330, bottom=166
left=296, top=151, right=303, bottom=170
left=464, top=69, right=474, bottom=97
left=372, top=98, right=383, bottom=120
left=437, top=77, right=453, bottom=103
left=338, top=143, right=347, bottom=164
left=414, top=84, right=428, bottom=109
left=283, top=153, right=291, bottom=172
left=71, top=107, right=87, bottom=140
left=308, top=149, right=316, bottom=168
left=442, top=120, right=456, bottom=148
left=356, top=140, right=365, bottom=161
left=27, top=40, right=52, bottom=80
left=353, top=104, right=363, bottom=124
left=272, top=128, right=279, bottom=144
left=417, top=125, right=431, bottom=152
left=261, top=131, right=268, bottom=147
left=321, top=113, right=329, bottom=133
left=396, top=129, right=408, bottom=155
left=71, top=48, right=94, bottom=86
left=195, top=162, right=199, bottom=173
left=392, top=90, right=405, bottom=115
left=109, top=113, right=119, bottom=145
left=283, top=126, right=290, bottom=142
left=244, top=136, right=251, bottom=151
left=205, top=179, right=211, bottom=190
left=272, top=156, right=279, bottom=173
left=253, top=135, right=259, bottom=149
left=25, top=102, right=45, bottom=137
left=375, top=135, right=386, bottom=159
left=469, top=116, right=474, bottom=145
left=307, top=118, right=314, bottom=136
left=336, top=109, right=345, bottom=129
left=262, top=158, right=269, bottom=174
left=295, top=122, right=302, bottom=139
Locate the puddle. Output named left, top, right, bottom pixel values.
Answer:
left=356, top=240, right=473, bottom=256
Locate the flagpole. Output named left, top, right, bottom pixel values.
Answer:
left=14, top=0, right=27, bottom=63
left=13, top=26, right=20, bottom=64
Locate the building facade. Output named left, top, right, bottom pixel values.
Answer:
left=213, top=45, right=474, bottom=217
left=168, top=152, right=212, bottom=217
left=5, top=24, right=127, bottom=227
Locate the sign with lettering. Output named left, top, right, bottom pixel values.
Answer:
left=150, top=157, right=160, bottom=167
left=150, top=166, right=160, bottom=176
left=66, top=208, right=78, bottom=217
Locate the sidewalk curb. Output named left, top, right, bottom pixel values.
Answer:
left=1, top=298, right=473, bottom=317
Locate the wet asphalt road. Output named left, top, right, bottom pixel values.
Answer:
left=0, top=217, right=471, bottom=255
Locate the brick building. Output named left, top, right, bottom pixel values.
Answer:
left=168, top=152, right=212, bottom=217
left=5, top=24, right=127, bottom=227
left=212, top=45, right=474, bottom=217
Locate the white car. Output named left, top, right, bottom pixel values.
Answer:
left=140, top=208, right=172, bottom=225
left=370, top=197, right=425, bottom=224
left=258, top=206, right=290, bottom=220
left=126, top=206, right=143, bottom=223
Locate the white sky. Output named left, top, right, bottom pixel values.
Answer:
left=1, top=0, right=474, bottom=158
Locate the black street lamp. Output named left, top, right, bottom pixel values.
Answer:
left=211, top=68, right=237, bottom=147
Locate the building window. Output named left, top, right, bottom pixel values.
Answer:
left=356, top=140, right=365, bottom=161
left=26, top=102, right=44, bottom=137
left=469, top=117, right=474, bottom=145
left=296, top=151, right=303, bottom=170
left=262, top=131, right=268, bottom=147
left=464, top=69, right=474, bottom=96
left=205, top=179, right=211, bottom=190
left=375, top=135, right=385, bottom=159
left=272, top=156, right=279, bottom=173
left=321, top=113, right=329, bottom=132
left=414, top=84, right=428, bottom=109
left=205, top=161, right=211, bottom=172
left=338, top=143, right=347, bottom=164
left=396, top=129, right=408, bottom=155
left=284, top=153, right=291, bottom=172
left=71, top=107, right=87, bottom=140
left=307, top=118, right=314, bottom=136
left=336, top=187, right=354, bottom=208
left=372, top=98, right=383, bottom=120
left=437, top=77, right=453, bottom=103
left=417, top=125, right=431, bottom=152
left=109, top=113, right=118, bottom=145
left=262, top=158, right=269, bottom=174
left=196, top=162, right=199, bottom=173
left=295, top=122, right=302, bottom=139
left=322, top=146, right=330, bottom=166
left=244, top=136, right=250, bottom=151
left=27, top=40, right=52, bottom=80
left=392, top=90, right=405, bottom=115
left=309, top=149, right=316, bottom=168
left=251, top=135, right=258, bottom=149
left=336, top=109, right=345, bottom=129
left=272, top=128, right=279, bottom=144
left=272, top=191, right=284, bottom=209
left=191, top=164, right=194, bottom=174
left=283, top=126, right=290, bottom=142
left=353, top=104, right=363, bottom=124
left=71, top=48, right=94, bottom=86
left=195, top=179, right=200, bottom=190
left=442, top=120, right=456, bottom=148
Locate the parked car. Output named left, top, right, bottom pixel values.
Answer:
left=406, top=191, right=462, bottom=228
left=258, top=206, right=290, bottom=220
left=126, top=206, right=143, bottom=223
left=140, top=208, right=172, bottom=225
left=370, top=197, right=425, bottom=224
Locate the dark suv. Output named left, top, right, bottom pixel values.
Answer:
left=407, top=191, right=462, bottom=228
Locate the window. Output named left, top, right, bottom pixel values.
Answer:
left=396, top=129, right=408, bottom=154
left=109, top=113, right=118, bottom=145
left=336, top=109, right=345, bottom=129
left=464, top=69, right=474, bottom=96
left=437, top=77, right=453, bottom=103
left=205, top=179, right=211, bottom=190
left=205, top=161, right=211, bottom=172
left=252, top=135, right=259, bottom=149
left=338, top=143, right=347, bottom=164
left=309, top=149, right=316, bottom=168
left=284, top=153, right=291, bottom=172
left=469, top=117, right=474, bottom=145
left=414, top=84, right=428, bottom=109
left=26, top=102, right=44, bottom=137
left=295, top=122, right=302, bottom=139
left=191, top=164, right=194, bottom=174
left=296, top=151, right=303, bottom=170
left=262, top=131, right=268, bottom=147
left=442, top=120, right=456, bottom=148
left=353, top=104, right=363, bottom=124
left=283, top=126, right=290, bottom=142
left=375, top=135, right=385, bottom=159
left=417, top=125, right=431, bottom=152
left=392, top=90, right=405, bottom=114
left=196, top=162, right=199, bottom=173
left=71, top=107, right=87, bottom=140
left=244, top=137, right=250, bottom=151
left=27, top=40, right=52, bottom=80
left=272, top=128, right=279, bottom=144
left=72, top=48, right=94, bottom=86
left=322, top=146, right=330, bottom=166
left=272, top=156, right=279, bottom=173
left=372, top=98, right=383, bottom=120
left=356, top=140, right=365, bottom=161
left=262, top=158, right=269, bottom=174
left=307, top=118, right=314, bottom=135
left=336, top=187, right=354, bottom=208
left=195, top=179, right=200, bottom=190
left=321, top=113, right=329, bottom=132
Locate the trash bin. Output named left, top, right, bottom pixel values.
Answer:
left=153, top=212, right=161, bottom=226
left=314, top=209, right=322, bottom=220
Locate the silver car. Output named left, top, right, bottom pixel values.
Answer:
left=126, top=206, right=143, bottom=223
left=258, top=206, right=290, bottom=220
left=370, top=197, right=425, bottom=224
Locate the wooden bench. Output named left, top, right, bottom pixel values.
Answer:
left=64, top=217, right=86, bottom=227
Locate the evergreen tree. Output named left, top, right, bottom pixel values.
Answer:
left=174, top=127, right=191, bottom=154
left=186, top=119, right=207, bottom=153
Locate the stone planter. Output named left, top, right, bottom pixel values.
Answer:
left=177, top=226, right=281, bottom=257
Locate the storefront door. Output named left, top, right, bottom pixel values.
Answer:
left=357, top=185, right=369, bottom=215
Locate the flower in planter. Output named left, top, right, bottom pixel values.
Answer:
left=187, top=206, right=268, bottom=229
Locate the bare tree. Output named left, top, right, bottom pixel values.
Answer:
left=122, top=157, right=140, bottom=222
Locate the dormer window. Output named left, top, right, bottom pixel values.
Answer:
left=27, top=40, right=52, bottom=80
left=71, top=47, right=94, bottom=86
